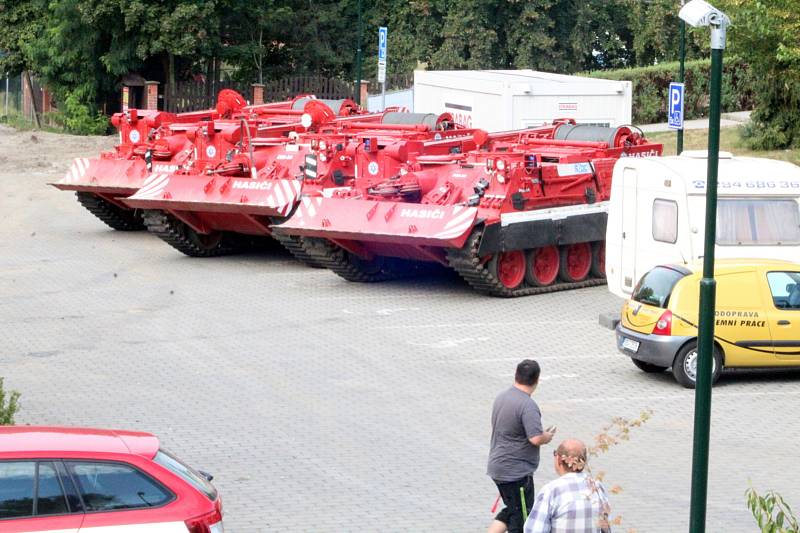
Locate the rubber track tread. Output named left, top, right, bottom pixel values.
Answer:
left=271, top=233, right=327, bottom=268
left=285, top=237, right=403, bottom=282
left=446, top=229, right=606, bottom=297
left=142, top=210, right=244, bottom=257
left=75, top=192, right=144, bottom=231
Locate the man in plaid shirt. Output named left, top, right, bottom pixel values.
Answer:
left=523, top=439, right=611, bottom=533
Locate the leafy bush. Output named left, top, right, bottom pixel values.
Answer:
left=746, top=486, right=799, bottom=533
left=586, top=58, right=755, bottom=124
left=721, top=1, right=800, bottom=150
left=62, top=92, right=109, bottom=135
left=0, top=377, right=21, bottom=425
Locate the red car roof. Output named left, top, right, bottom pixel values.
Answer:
left=0, top=426, right=160, bottom=458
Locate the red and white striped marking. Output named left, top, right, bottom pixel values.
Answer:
left=288, top=196, right=324, bottom=226
left=59, top=157, right=92, bottom=184
left=264, top=179, right=302, bottom=216
left=433, top=205, right=478, bottom=240
left=130, top=174, right=171, bottom=200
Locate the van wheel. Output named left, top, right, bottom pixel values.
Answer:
left=631, top=358, right=667, bottom=373
left=672, top=341, right=722, bottom=389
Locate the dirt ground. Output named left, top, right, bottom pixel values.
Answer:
left=0, top=125, right=115, bottom=233
left=0, top=124, right=114, bottom=176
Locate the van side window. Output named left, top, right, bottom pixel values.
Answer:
left=717, top=199, right=800, bottom=245
left=767, top=271, right=800, bottom=310
left=652, top=199, right=678, bottom=243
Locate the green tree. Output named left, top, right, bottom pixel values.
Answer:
left=429, top=0, right=500, bottom=69
left=119, top=0, right=222, bottom=88
left=24, top=0, right=119, bottom=127
left=221, top=0, right=294, bottom=83
left=565, top=0, right=633, bottom=71
left=380, top=0, right=448, bottom=78
left=504, top=0, right=564, bottom=71
left=0, top=377, right=20, bottom=425
left=625, top=0, right=706, bottom=67
left=0, top=0, right=47, bottom=75
left=722, top=0, right=800, bottom=149
left=746, top=486, right=800, bottom=533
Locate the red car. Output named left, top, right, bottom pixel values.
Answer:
left=0, top=427, right=224, bottom=532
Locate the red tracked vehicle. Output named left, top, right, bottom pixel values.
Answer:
left=272, top=122, right=663, bottom=296
left=49, top=91, right=354, bottom=231
left=123, top=109, right=469, bottom=259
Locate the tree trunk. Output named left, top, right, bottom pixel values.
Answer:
left=258, top=27, right=264, bottom=85
left=23, top=71, right=41, bottom=129
left=206, top=58, right=213, bottom=101
left=168, top=53, right=176, bottom=98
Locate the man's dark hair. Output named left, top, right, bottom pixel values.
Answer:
left=515, top=359, right=540, bottom=386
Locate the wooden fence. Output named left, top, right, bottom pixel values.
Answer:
left=262, top=76, right=354, bottom=101
left=163, top=76, right=354, bottom=112
left=162, top=80, right=249, bottom=113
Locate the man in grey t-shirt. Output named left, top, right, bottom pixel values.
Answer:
left=487, top=359, right=555, bottom=533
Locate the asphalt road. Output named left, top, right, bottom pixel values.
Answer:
left=1, top=126, right=798, bottom=532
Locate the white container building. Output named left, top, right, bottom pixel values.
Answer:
left=413, top=69, right=632, bottom=130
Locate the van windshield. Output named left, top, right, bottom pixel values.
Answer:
left=716, top=199, right=800, bottom=245
left=632, top=266, right=687, bottom=308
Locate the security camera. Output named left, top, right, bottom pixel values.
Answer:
left=679, top=0, right=728, bottom=28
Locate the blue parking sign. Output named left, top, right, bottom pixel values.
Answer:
left=668, top=82, right=684, bottom=130
left=378, top=27, right=388, bottom=62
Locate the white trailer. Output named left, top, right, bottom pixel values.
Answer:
left=413, top=69, right=632, bottom=130
left=605, top=151, right=800, bottom=299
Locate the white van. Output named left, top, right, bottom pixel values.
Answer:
left=606, top=152, right=800, bottom=299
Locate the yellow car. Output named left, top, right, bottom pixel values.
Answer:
left=616, top=259, right=800, bottom=388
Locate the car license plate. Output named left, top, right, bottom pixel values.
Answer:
left=622, top=338, right=640, bottom=353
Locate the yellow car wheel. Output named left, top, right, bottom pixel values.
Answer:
left=672, top=341, right=722, bottom=389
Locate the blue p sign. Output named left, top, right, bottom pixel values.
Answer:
left=378, top=27, right=388, bottom=62
left=668, top=82, right=684, bottom=130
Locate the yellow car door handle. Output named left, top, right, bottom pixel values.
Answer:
left=777, top=320, right=791, bottom=325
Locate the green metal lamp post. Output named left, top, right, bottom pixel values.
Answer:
left=678, top=1, right=730, bottom=531
left=678, top=0, right=686, bottom=154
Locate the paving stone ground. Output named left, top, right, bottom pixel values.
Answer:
left=1, top=126, right=798, bottom=532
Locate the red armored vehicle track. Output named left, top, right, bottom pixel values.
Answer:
left=49, top=91, right=359, bottom=232
left=272, top=122, right=663, bottom=296
left=123, top=109, right=469, bottom=259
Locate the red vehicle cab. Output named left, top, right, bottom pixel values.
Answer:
left=0, top=427, right=223, bottom=533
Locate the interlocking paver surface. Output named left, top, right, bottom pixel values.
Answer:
left=1, top=125, right=798, bottom=532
